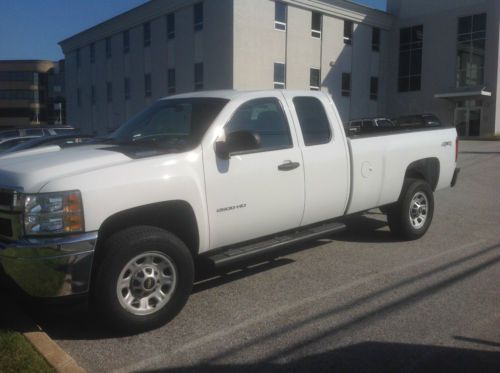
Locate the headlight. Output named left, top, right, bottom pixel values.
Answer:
left=23, top=191, right=84, bottom=236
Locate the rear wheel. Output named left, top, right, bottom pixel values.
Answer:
left=92, top=226, right=194, bottom=333
left=387, top=179, right=434, bottom=240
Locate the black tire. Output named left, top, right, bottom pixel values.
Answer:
left=387, top=178, right=434, bottom=240
left=92, top=226, right=194, bottom=333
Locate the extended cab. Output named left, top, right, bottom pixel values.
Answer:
left=0, top=91, right=459, bottom=331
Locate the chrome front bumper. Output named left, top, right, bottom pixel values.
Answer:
left=0, top=232, right=97, bottom=298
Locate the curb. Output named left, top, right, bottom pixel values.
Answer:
left=23, top=327, right=86, bottom=373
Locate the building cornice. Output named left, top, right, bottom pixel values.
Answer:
left=59, top=0, right=200, bottom=53
left=59, top=0, right=394, bottom=53
left=286, top=0, right=394, bottom=29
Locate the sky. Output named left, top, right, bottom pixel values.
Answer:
left=0, top=0, right=387, bottom=61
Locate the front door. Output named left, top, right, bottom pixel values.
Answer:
left=203, top=95, right=305, bottom=249
left=454, top=107, right=481, bottom=137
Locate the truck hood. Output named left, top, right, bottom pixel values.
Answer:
left=0, top=145, right=132, bottom=192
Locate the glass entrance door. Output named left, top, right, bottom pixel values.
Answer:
left=455, top=108, right=467, bottom=136
left=454, top=106, right=482, bottom=137
left=469, top=109, right=481, bottom=136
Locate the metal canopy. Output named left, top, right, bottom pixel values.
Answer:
left=435, top=88, right=492, bottom=100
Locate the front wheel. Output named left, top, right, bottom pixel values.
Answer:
left=92, top=226, right=194, bottom=333
left=387, top=179, right=434, bottom=240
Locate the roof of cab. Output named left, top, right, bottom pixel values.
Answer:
left=159, top=89, right=327, bottom=101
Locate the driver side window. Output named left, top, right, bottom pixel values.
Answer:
left=225, top=97, right=292, bottom=151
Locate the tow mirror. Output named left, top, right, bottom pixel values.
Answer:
left=215, top=130, right=261, bottom=159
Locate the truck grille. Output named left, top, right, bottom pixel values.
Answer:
left=0, top=217, right=13, bottom=238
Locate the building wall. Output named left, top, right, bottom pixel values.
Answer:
left=386, top=0, right=499, bottom=135
left=0, top=60, right=57, bottom=126
left=233, top=0, right=392, bottom=122
left=61, top=0, right=233, bottom=135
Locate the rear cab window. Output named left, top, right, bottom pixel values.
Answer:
left=293, top=96, right=331, bottom=146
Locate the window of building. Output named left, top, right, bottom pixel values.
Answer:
left=344, top=20, right=353, bottom=45
left=123, top=30, right=130, bottom=54
left=225, top=97, right=292, bottom=151
left=143, top=22, right=151, bottom=47
left=310, top=68, right=321, bottom=91
left=90, top=43, right=95, bottom=64
left=293, top=96, right=331, bottom=146
left=107, top=82, right=112, bottom=103
left=398, top=25, right=423, bottom=92
left=124, top=78, right=131, bottom=100
left=106, top=37, right=112, bottom=59
left=91, top=85, right=96, bottom=105
left=457, top=13, right=486, bottom=87
left=194, top=63, right=204, bottom=90
left=0, top=71, right=37, bottom=82
left=372, top=27, right=380, bottom=51
left=76, top=49, right=81, bottom=69
left=168, top=69, right=176, bottom=94
left=0, top=90, right=35, bottom=100
left=167, top=13, right=175, bottom=40
left=194, top=3, right=204, bottom=31
left=145, top=73, right=152, bottom=97
left=370, top=77, right=378, bottom=100
left=342, top=73, right=351, bottom=97
left=274, top=63, right=286, bottom=89
left=77, top=88, right=81, bottom=106
left=311, top=12, right=322, bottom=38
left=275, top=2, right=287, bottom=31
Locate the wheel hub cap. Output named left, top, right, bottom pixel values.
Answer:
left=409, top=192, right=428, bottom=230
left=117, top=252, right=177, bottom=316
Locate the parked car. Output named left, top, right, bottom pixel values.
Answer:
left=0, top=136, right=41, bottom=152
left=0, top=134, right=95, bottom=155
left=345, top=118, right=396, bottom=135
left=0, top=126, right=76, bottom=140
left=0, top=90, right=459, bottom=332
left=393, top=114, right=443, bottom=129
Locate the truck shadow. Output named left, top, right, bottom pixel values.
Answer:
left=142, top=342, right=500, bottom=373
left=334, top=212, right=397, bottom=243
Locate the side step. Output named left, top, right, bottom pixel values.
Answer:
left=206, top=222, right=346, bottom=267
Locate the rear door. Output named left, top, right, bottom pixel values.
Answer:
left=283, top=92, right=350, bottom=225
left=203, top=94, right=305, bottom=249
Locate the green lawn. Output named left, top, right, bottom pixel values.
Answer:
left=0, top=329, right=54, bottom=373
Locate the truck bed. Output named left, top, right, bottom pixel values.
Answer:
left=345, top=127, right=457, bottom=215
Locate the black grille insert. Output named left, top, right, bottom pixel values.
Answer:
left=0, top=217, right=13, bottom=237
left=0, top=191, right=13, bottom=207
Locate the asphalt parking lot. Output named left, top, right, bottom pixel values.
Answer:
left=12, top=141, right=500, bottom=372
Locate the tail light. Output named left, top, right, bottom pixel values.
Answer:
left=455, top=137, right=459, bottom=163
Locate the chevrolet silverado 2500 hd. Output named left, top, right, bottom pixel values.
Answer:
left=0, top=90, right=459, bottom=331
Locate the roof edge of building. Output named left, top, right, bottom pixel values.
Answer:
left=59, top=0, right=198, bottom=53
left=59, top=0, right=394, bottom=53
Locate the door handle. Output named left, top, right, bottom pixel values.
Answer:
left=278, top=161, right=301, bottom=171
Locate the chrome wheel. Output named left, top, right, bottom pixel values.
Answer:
left=409, top=192, right=428, bottom=230
left=116, top=252, right=177, bottom=316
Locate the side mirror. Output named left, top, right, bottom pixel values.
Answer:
left=215, top=130, right=261, bottom=159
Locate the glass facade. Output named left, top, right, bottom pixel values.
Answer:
left=457, top=13, right=486, bottom=87
left=398, top=25, right=423, bottom=92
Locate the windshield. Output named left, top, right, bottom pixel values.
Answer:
left=110, top=98, right=228, bottom=151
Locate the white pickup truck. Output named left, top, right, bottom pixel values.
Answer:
left=0, top=90, right=459, bottom=331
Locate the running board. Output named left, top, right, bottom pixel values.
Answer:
left=206, top=222, right=346, bottom=267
